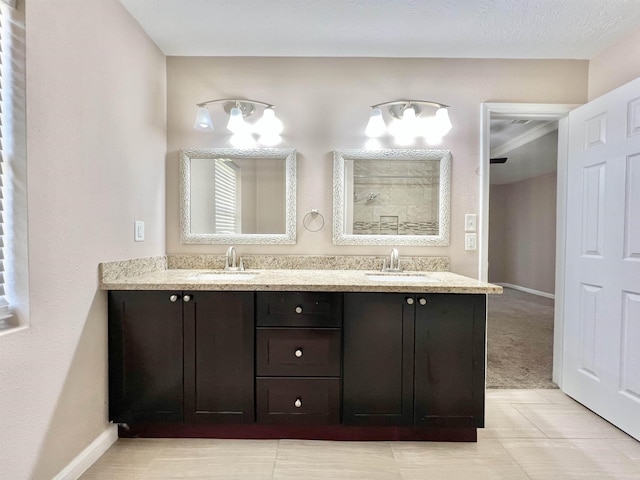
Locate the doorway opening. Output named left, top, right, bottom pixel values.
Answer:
left=487, top=117, right=558, bottom=388
left=480, top=103, right=576, bottom=389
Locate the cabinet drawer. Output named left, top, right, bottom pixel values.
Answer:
left=256, top=378, right=340, bottom=424
left=256, top=292, right=342, bottom=327
left=256, top=328, right=341, bottom=377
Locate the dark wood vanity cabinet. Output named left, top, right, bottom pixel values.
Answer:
left=183, top=291, right=254, bottom=424
left=255, top=292, right=342, bottom=425
left=343, top=293, right=486, bottom=429
left=343, top=293, right=414, bottom=426
left=108, top=291, right=184, bottom=424
left=108, top=290, right=254, bottom=425
left=109, top=289, right=485, bottom=439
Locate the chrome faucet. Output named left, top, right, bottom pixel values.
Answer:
left=382, top=248, right=401, bottom=272
left=224, top=246, right=244, bottom=271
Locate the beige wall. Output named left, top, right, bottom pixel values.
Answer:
left=588, top=25, right=640, bottom=100
left=0, top=1, right=166, bottom=479
left=489, top=172, right=557, bottom=294
left=167, top=57, right=588, bottom=277
left=488, top=185, right=508, bottom=283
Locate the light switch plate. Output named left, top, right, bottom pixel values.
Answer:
left=134, top=221, right=145, bottom=242
left=465, top=214, right=477, bottom=232
left=465, top=233, right=477, bottom=251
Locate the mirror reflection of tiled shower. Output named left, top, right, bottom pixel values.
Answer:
left=351, top=159, right=440, bottom=236
left=379, top=215, right=399, bottom=235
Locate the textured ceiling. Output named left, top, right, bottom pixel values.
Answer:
left=120, top=0, right=640, bottom=58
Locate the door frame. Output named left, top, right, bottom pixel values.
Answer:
left=480, top=102, right=579, bottom=387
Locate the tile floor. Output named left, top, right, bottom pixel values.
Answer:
left=80, top=389, right=640, bottom=479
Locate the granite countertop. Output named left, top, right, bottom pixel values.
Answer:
left=100, top=268, right=502, bottom=294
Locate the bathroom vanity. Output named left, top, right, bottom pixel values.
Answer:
left=102, top=260, right=500, bottom=442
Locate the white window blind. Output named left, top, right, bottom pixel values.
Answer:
left=0, top=0, right=26, bottom=330
left=0, top=5, right=10, bottom=317
left=213, top=160, right=239, bottom=234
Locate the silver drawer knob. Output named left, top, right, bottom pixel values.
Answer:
left=169, top=294, right=179, bottom=303
left=295, top=306, right=303, bottom=314
left=294, top=398, right=302, bottom=408
left=183, top=295, right=191, bottom=303
left=406, top=297, right=414, bottom=305
left=295, top=349, right=303, bottom=358
left=419, top=298, right=427, bottom=306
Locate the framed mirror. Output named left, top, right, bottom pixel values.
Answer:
left=180, top=148, right=296, bottom=244
left=333, top=149, right=450, bottom=246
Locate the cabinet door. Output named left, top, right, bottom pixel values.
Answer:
left=414, top=294, right=486, bottom=428
left=108, top=291, right=184, bottom=423
left=183, top=291, right=255, bottom=423
left=343, top=293, right=414, bottom=426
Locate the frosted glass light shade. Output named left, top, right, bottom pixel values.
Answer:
left=194, top=107, right=214, bottom=131
left=435, top=107, right=452, bottom=135
left=390, top=106, right=419, bottom=144
left=401, top=106, right=419, bottom=137
left=365, top=107, right=386, bottom=137
left=227, top=107, right=247, bottom=133
left=256, top=107, right=284, bottom=136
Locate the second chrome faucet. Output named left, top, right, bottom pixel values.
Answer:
left=224, top=246, right=245, bottom=271
left=381, top=248, right=401, bottom=272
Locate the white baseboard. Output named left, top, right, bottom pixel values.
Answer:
left=52, top=424, right=118, bottom=480
left=497, top=283, right=555, bottom=300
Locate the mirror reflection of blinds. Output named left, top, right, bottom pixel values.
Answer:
left=0, top=6, right=9, bottom=316
left=213, top=159, right=238, bottom=234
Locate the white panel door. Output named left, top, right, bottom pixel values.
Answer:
left=564, top=77, right=640, bottom=440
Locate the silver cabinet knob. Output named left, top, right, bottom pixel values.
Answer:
left=294, top=398, right=302, bottom=408
left=295, top=306, right=303, bottom=314
left=169, top=294, right=179, bottom=303
left=295, top=349, right=303, bottom=358
left=406, top=297, right=414, bottom=305
left=419, top=298, right=427, bottom=306
left=183, top=294, right=191, bottom=303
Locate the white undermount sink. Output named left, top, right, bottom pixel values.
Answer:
left=365, top=273, right=440, bottom=283
left=188, top=272, right=258, bottom=281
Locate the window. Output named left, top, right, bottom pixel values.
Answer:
left=0, top=0, right=27, bottom=333
left=213, top=159, right=240, bottom=234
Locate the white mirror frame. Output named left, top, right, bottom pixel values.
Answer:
left=180, top=148, right=297, bottom=244
left=333, top=149, right=451, bottom=246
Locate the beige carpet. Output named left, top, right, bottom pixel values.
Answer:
left=487, top=287, right=557, bottom=389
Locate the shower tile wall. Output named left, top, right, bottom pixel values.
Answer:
left=352, top=159, right=440, bottom=235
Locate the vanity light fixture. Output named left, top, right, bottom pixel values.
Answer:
left=194, top=98, right=284, bottom=146
left=365, top=100, right=452, bottom=145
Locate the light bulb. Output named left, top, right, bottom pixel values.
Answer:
left=388, top=118, right=405, bottom=137
left=401, top=106, right=419, bottom=137
left=193, top=107, right=214, bottom=131
left=365, top=107, right=386, bottom=137
left=227, top=106, right=247, bottom=133
left=435, top=107, right=452, bottom=135
left=256, top=107, right=284, bottom=136
left=390, top=105, right=418, bottom=145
